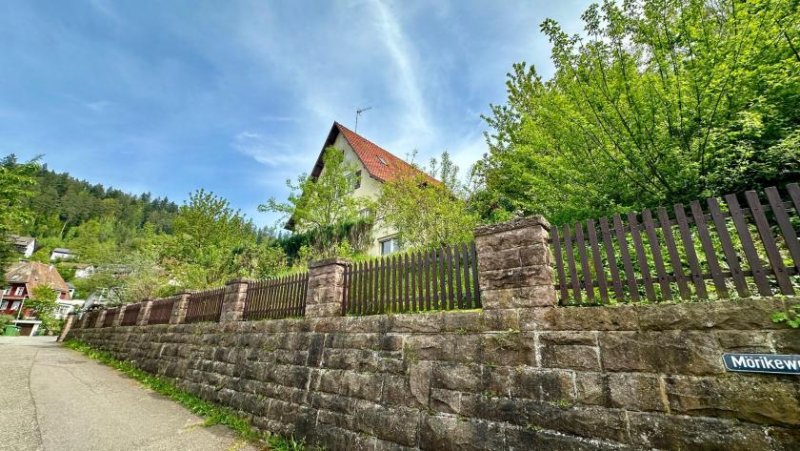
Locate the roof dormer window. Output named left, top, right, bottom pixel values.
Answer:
left=377, top=156, right=388, bottom=166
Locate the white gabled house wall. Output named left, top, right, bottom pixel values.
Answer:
left=325, top=133, right=398, bottom=257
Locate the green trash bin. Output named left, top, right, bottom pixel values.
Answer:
left=3, top=324, right=20, bottom=336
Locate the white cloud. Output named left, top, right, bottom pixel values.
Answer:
left=232, top=131, right=307, bottom=168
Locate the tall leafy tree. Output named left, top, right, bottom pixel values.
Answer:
left=260, top=147, right=370, bottom=258
left=0, top=155, right=39, bottom=270
left=481, top=0, right=800, bottom=225
left=378, top=152, right=479, bottom=249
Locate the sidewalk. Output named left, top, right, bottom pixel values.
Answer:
left=0, top=336, right=259, bottom=451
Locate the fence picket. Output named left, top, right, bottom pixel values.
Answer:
left=690, top=200, right=729, bottom=298
left=674, top=204, right=707, bottom=299
left=765, top=187, right=800, bottom=274
left=628, top=212, right=655, bottom=301
left=744, top=191, right=794, bottom=295
left=563, top=224, right=581, bottom=302
left=726, top=194, right=772, bottom=296
left=613, top=214, right=639, bottom=301
left=600, top=217, right=624, bottom=300
left=552, top=226, right=570, bottom=303
left=575, top=222, right=594, bottom=303
left=642, top=209, right=671, bottom=301
left=587, top=219, right=609, bottom=303
left=657, top=207, right=691, bottom=299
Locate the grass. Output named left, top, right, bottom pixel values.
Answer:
left=63, top=339, right=306, bottom=451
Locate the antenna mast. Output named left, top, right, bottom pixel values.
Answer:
left=355, top=106, right=373, bottom=132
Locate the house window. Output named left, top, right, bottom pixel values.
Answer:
left=354, top=170, right=362, bottom=190
left=0, top=300, right=7, bottom=310
left=380, top=237, right=400, bottom=256
left=2, top=287, right=9, bottom=296
left=10, top=301, right=20, bottom=310
left=14, top=287, right=24, bottom=296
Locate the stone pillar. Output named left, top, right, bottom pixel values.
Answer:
left=94, top=310, right=107, bottom=328
left=170, top=293, right=191, bottom=325
left=474, top=215, right=556, bottom=309
left=220, top=279, right=250, bottom=323
left=305, top=258, right=349, bottom=318
left=77, top=312, right=89, bottom=329
left=136, top=300, right=153, bottom=326
left=57, top=313, right=75, bottom=342
left=113, top=306, right=125, bottom=327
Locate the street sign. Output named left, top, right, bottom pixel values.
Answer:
left=723, top=353, right=800, bottom=375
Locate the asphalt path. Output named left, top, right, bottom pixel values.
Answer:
left=0, top=336, right=259, bottom=451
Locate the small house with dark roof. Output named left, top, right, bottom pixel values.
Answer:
left=9, top=235, right=35, bottom=258
left=287, top=122, right=440, bottom=256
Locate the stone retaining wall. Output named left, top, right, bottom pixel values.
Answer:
left=67, top=298, right=800, bottom=450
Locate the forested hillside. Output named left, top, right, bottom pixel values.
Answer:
left=1, top=154, right=288, bottom=303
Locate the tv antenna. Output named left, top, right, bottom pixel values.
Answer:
left=355, top=106, right=372, bottom=132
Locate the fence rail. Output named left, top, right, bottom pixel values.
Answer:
left=121, top=303, right=141, bottom=326
left=343, top=242, right=481, bottom=315
left=244, top=273, right=308, bottom=320
left=102, top=308, right=119, bottom=327
left=148, top=297, right=177, bottom=325
left=184, top=288, right=225, bottom=323
left=552, top=184, right=800, bottom=305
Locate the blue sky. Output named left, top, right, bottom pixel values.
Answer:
left=0, top=0, right=592, bottom=226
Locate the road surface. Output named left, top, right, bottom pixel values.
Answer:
left=0, top=336, right=260, bottom=451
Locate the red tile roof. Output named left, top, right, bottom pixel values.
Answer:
left=287, top=122, right=441, bottom=230
left=333, top=122, right=438, bottom=184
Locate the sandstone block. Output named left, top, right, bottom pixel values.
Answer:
left=607, top=373, right=666, bottom=412
left=600, top=331, right=724, bottom=375
left=664, top=375, right=800, bottom=426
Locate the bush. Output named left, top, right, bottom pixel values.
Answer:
left=0, top=314, right=14, bottom=329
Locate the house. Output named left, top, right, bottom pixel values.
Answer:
left=54, top=299, right=85, bottom=320
left=1, top=261, right=72, bottom=335
left=50, top=248, right=76, bottom=261
left=9, top=235, right=35, bottom=258
left=287, top=122, right=440, bottom=257
left=73, top=264, right=96, bottom=279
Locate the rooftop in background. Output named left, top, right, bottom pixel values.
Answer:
left=313, top=122, right=440, bottom=186
left=4, top=261, right=71, bottom=297
left=10, top=235, right=35, bottom=247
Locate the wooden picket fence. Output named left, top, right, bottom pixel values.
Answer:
left=343, top=242, right=481, bottom=315
left=184, top=288, right=226, bottom=323
left=102, top=307, right=119, bottom=327
left=148, top=296, right=177, bottom=325
left=120, top=303, right=141, bottom=326
left=243, top=273, right=308, bottom=320
left=552, top=184, right=800, bottom=305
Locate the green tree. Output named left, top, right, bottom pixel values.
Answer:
left=168, top=189, right=286, bottom=288
left=26, top=285, right=60, bottom=332
left=260, top=147, right=371, bottom=258
left=481, top=0, right=800, bottom=225
left=378, top=152, right=479, bottom=249
left=0, top=155, right=39, bottom=270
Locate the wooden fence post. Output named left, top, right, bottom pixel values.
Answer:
left=220, top=279, right=250, bottom=323
left=474, top=215, right=556, bottom=309
left=170, top=293, right=191, bottom=325
left=306, top=258, right=349, bottom=318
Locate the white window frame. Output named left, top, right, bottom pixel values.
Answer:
left=14, top=287, right=24, bottom=296
left=379, top=236, right=400, bottom=256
